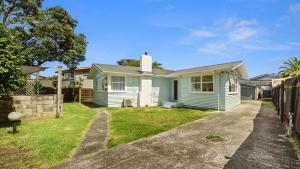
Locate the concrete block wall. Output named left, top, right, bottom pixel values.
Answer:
left=0, top=95, right=63, bottom=123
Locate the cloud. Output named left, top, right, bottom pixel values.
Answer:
left=224, top=17, right=257, bottom=28
left=228, top=27, right=258, bottom=42
left=290, top=3, right=300, bottom=13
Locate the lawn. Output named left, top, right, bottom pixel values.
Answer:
left=107, top=107, right=212, bottom=148
left=0, top=103, right=96, bottom=169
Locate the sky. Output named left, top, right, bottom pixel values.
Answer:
left=42, top=0, right=300, bottom=78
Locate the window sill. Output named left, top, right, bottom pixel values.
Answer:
left=228, top=92, right=238, bottom=95
left=109, top=91, right=127, bottom=93
left=189, top=91, right=215, bottom=94
left=94, top=91, right=108, bottom=93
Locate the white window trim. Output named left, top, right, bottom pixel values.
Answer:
left=189, top=74, right=214, bottom=94
left=110, top=75, right=127, bottom=92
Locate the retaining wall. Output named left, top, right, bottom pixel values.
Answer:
left=0, top=95, right=63, bottom=123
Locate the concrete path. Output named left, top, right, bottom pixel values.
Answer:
left=54, top=101, right=299, bottom=169
left=224, top=102, right=300, bottom=169
left=72, top=108, right=108, bottom=159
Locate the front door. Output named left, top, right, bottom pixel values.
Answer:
left=173, top=80, right=178, bottom=101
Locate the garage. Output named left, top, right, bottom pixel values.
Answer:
left=241, top=84, right=257, bottom=100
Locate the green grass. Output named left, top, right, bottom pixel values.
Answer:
left=106, top=107, right=212, bottom=148
left=0, top=103, right=96, bottom=169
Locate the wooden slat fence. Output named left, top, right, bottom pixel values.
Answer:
left=272, top=76, right=300, bottom=135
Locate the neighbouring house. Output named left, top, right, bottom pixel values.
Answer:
left=62, top=67, right=93, bottom=89
left=88, top=53, right=248, bottom=111
left=240, top=73, right=278, bottom=100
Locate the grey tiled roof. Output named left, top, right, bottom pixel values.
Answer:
left=169, top=61, right=244, bottom=75
left=93, top=60, right=245, bottom=77
left=94, top=64, right=174, bottom=76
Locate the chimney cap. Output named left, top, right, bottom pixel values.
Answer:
left=144, top=52, right=148, bottom=55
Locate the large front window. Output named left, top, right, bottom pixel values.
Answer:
left=111, top=76, right=125, bottom=91
left=191, top=75, right=214, bottom=92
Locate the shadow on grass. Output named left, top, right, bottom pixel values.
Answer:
left=224, top=103, right=300, bottom=169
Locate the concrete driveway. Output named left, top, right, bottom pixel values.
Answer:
left=54, top=101, right=290, bottom=169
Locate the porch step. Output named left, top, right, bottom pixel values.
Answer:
left=161, top=101, right=182, bottom=108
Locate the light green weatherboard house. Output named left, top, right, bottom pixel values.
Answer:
left=88, top=53, right=248, bottom=111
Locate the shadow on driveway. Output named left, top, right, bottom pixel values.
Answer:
left=224, top=102, right=300, bottom=169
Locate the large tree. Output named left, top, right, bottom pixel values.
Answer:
left=0, top=23, right=26, bottom=95
left=0, top=0, right=87, bottom=68
left=117, top=59, right=163, bottom=69
left=279, top=57, right=300, bottom=77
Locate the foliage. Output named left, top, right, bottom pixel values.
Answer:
left=279, top=57, right=300, bottom=77
left=0, top=1, right=87, bottom=69
left=117, top=59, right=163, bottom=69
left=205, top=134, right=225, bottom=142
left=106, top=107, right=211, bottom=148
left=32, top=80, right=45, bottom=95
left=0, top=23, right=26, bottom=95
left=0, top=103, right=96, bottom=169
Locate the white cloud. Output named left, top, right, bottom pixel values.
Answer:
left=228, top=27, right=258, bottom=42
left=191, top=30, right=216, bottom=38
left=290, top=3, right=300, bottom=13
left=224, top=17, right=257, bottom=28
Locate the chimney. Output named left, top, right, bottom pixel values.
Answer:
left=140, top=52, right=152, bottom=72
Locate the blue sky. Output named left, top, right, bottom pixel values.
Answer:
left=42, top=0, right=300, bottom=78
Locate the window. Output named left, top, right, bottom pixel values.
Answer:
left=111, top=76, right=125, bottom=91
left=191, top=75, right=214, bottom=92
left=202, top=75, right=213, bottom=92
left=229, top=75, right=238, bottom=93
left=191, top=76, right=201, bottom=92
left=96, top=76, right=107, bottom=92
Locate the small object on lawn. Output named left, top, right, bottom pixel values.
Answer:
left=8, top=112, right=23, bottom=133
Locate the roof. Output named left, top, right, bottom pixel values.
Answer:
left=62, top=67, right=91, bottom=73
left=89, top=61, right=248, bottom=79
left=93, top=64, right=174, bottom=76
left=21, top=66, right=47, bottom=75
left=250, top=73, right=277, bottom=80
left=168, top=61, right=248, bottom=79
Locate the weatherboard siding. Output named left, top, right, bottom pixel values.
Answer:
left=224, top=72, right=241, bottom=110
left=152, top=77, right=172, bottom=105
left=107, top=76, right=140, bottom=107
left=178, top=74, right=222, bottom=110
left=93, top=71, right=108, bottom=106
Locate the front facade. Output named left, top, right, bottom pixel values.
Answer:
left=88, top=53, right=247, bottom=111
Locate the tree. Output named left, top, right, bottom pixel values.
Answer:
left=279, top=57, right=300, bottom=77
left=0, top=23, right=26, bottom=95
left=117, top=59, right=163, bottom=69
left=0, top=1, right=87, bottom=69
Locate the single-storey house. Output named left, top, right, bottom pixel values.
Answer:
left=88, top=53, right=247, bottom=111
left=240, top=73, right=277, bottom=100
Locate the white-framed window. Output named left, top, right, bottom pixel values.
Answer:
left=96, top=76, right=107, bottom=92
left=229, top=74, right=238, bottom=93
left=202, top=75, right=214, bottom=92
left=191, top=75, right=214, bottom=93
left=111, top=76, right=125, bottom=91
left=191, top=76, right=202, bottom=92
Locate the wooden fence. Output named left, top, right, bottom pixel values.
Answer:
left=62, top=88, right=93, bottom=103
left=272, top=76, right=300, bottom=135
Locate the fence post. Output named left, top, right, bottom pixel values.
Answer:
left=56, top=66, right=62, bottom=118
left=288, top=112, right=293, bottom=136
